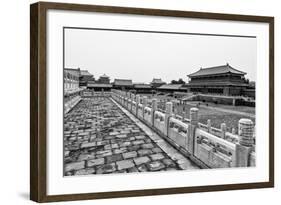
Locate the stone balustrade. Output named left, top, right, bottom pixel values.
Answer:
left=65, top=90, right=112, bottom=114
left=64, top=95, right=82, bottom=114
left=81, top=90, right=112, bottom=97
left=111, top=89, right=256, bottom=169
left=64, top=88, right=86, bottom=114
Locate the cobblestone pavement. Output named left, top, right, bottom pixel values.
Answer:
left=64, top=97, right=199, bottom=176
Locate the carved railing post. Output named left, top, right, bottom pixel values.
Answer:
left=132, top=94, right=136, bottom=112
left=221, top=123, right=226, bottom=139
left=125, top=92, right=129, bottom=108
left=188, top=108, right=199, bottom=154
left=128, top=93, right=133, bottom=111
left=142, top=96, right=148, bottom=119
left=236, top=119, right=255, bottom=167
left=151, top=98, right=158, bottom=126
left=164, top=102, right=173, bottom=136
left=136, top=95, right=140, bottom=116
left=121, top=91, right=126, bottom=106
left=207, top=119, right=211, bottom=133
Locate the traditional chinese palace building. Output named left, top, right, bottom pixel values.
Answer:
left=87, top=81, right=112, bottom=91
left=97, top=74, right=110, bottom=84
left=186, top=64, right=252, bottom=96
left=113, top=79, right=133, bottom=90
left=150, top=78, right=166, bottom=88
left=79, top=70, right=94, bottom=87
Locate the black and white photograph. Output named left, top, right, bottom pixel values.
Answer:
left=63, top=27, right=256, bottom=176
left=27, top=1, right=275, bottom=202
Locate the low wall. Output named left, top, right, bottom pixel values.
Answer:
left=189, top=94, right=235, bottom=105
left=82, top=91, right=112, bottom=97
left=194, top=129, right=236, bottom=168
left=185, top=93, right=255, bottom=107
left=168, top=118, right=189, bottom=150
left=111, top=89, right=256, bottom=169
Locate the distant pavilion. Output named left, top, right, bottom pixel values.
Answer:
left=150, top=78, right=166, bottom=88
left=186, top=63, right=250, bottom=96
left=97, top=74, right=110, bottom=84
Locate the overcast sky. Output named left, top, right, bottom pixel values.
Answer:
left=64, top=28, right=256, bottom=83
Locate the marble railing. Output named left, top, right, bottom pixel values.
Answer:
left=111, top=89, right=256, bottom=169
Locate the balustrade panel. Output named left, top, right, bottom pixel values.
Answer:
left=194, top=129, right=236, bottom=168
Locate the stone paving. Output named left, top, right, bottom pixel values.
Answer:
left=64, top=97, right=199, bottom=176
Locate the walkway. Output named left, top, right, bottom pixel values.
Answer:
left=64, top=97, right=199, bottom=176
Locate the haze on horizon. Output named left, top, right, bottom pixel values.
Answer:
left=64, top=28, right=257, bottom=84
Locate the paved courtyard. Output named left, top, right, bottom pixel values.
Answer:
left=64, top=97, right=199, bottom=176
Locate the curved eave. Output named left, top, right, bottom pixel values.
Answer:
left=187, top=71, right=246, bottom=78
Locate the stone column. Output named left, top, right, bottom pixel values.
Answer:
left=235, top=119, right=255, bottom=167
left=151, top=98, right=158, bottom=126
left=164, top=102, right=173, bottom=136
left=188, top=108, right=199, bottom=154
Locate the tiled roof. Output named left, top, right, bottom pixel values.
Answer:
left=64, top=68, right=80, bottom=77
left=188, top=64, right=246, bottom=77
left=187, top=81, right=249, bottom=87
left=151, top=78, right=165, bottom=84
left=158, top=84, right=185, bottom=90
left=100, top=74, right=109, bottom=78
left=87, top=83, right=112, bottom=88
left=113, top=79, right=133, bottom=86
left=133, top=84, right=152, bottom=89
left=80, top=70, right=93, bottom=76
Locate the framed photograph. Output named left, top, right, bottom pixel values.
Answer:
left=30, top=1, right=274, bottom=202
